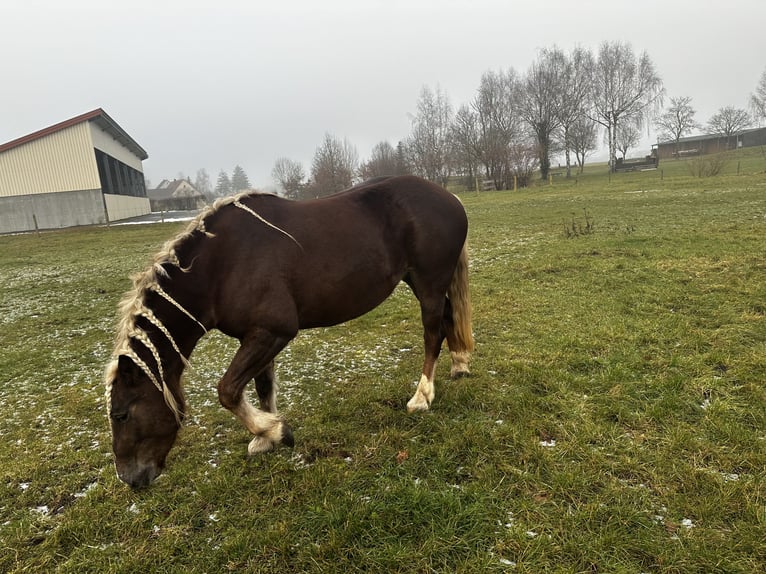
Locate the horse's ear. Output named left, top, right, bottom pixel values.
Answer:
left=117, top=355, right=137, bottom=383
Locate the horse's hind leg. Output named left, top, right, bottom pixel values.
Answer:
left=217, top=329, right=295, bottom=455
left=442, top=298, right=471, bottom=378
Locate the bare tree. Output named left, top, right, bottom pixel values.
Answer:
left=556, top=46, right=594, bottom=178
left=569, top=115, right=598, bottom=173
left=519, top=47, right=567, bottom=180
left=407, top=85, right=454, bottom=185
left=272, top=157, right=305, bottom=199
left=655, top=96, right=701, bottom=156
left=751, top=67, right=766, bottom=123
left=507, top=140, right=540, bottom=188
left=359, top=141, right=400, bottom=180
left=472, top=69, right=524, bottom=189
left=395, top=141, right=411, bottom=176
left=707, top=106, right=752, bottom=149
left=589, top=41, right=664, bottom=171
left=616, top=122, right=641, bottom=159
left=194, top=168, right=212, bottom=200
left=452, top=104, right=482, bottom=188
left=309, top=133, right=358, bottom=197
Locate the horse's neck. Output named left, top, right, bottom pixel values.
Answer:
left=142, top=288, right=208, bottom=381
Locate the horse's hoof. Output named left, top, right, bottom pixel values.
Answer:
left=407, top=375, right=434, bottom=413
left=281, top=423, right=295, bottom=447
left=247, top=435, right=274, bottom=456
left=449, top=352, right=471, bottom=379
left=406, top=395, right=430, bottom=413
left=450, top=368, right=470, bottom=379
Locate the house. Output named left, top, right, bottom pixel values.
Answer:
left=0, top=108, right=150, bottom=234
left=147, top=179, right=206, bottom=212
left=654, top=126, right=766, bottom=160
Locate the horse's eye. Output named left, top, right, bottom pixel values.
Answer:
left=110, top=412, right=129, bottom=423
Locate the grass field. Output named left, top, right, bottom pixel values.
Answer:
left=1, top=149, right=765, bottom=572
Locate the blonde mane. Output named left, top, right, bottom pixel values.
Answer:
left=105, top=191, right=295, bottom=423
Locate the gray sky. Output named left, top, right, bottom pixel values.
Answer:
left=2, top=0, right=765, bottom=189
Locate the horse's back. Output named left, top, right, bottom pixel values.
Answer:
left=354, top=175, right=468, bottom=265
left=311, top=175, right=467, bottom=243
left=199, top=176, right=467, bottom=333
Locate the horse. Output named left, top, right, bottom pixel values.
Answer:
left=105, top=175, right=474, bottom=488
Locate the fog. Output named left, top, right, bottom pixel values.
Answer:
left=2, top=0, right=764, bottom=188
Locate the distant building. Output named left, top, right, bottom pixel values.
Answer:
left=0, top=108, right=150, bottom=234
left=147, top=179, right=207, bottom=212
left=654, top=126, right=766, bottom=160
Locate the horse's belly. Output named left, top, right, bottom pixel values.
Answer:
left=295, top=275, right=401, bottom=329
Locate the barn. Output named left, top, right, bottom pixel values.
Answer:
left=654, top=126, right=766, bottom=160
left=0, top=108, right=150, bottom=234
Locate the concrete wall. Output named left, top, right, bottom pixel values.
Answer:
left=0, top=188, right=106, bottom=234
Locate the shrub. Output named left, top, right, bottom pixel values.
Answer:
left=687, top=154, right=729, bottom=177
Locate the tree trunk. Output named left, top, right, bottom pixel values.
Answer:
left=539, top=137, right=550, bottom=180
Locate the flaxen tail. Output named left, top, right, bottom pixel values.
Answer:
left=447, top=243, right=474, bottom=376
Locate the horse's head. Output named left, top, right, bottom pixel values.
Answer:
left=106, top=355, right=182, bottom=488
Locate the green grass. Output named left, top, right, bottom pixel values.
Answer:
left=1, top=149, right=765, bottom=572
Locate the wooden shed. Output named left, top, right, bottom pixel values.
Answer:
left=0, top=109, right=150, bottom=233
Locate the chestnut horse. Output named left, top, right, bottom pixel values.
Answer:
left=105, top=175, right=473, bottom=488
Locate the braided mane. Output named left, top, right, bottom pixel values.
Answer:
left=105, top=190, right=290, bottom=422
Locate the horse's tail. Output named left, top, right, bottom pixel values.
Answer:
left=447, top=242, right=474, bottom=376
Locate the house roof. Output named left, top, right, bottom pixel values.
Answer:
left=0, top=108, right=148, bottom=160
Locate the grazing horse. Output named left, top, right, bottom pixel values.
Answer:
left=105, top=175, right=474, bottom=488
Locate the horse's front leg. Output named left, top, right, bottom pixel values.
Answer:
left=254, top=361, right=278, bottom=414
left=217, top=330, right=294, bottom=455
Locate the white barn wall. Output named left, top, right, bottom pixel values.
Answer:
left=104, top=194, right=150, bottom=221
left=89, top=124, right=144, bottom=172
left=0, top=123, right=100, bottom=197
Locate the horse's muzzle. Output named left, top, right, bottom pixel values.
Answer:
left=116, top=461, right=161, bottom=489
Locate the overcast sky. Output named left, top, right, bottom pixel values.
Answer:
left=2, top=0, right=765, bottom=189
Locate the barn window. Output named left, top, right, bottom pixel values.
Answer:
left=94, top=149, right=147, bottom=198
